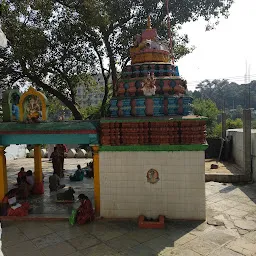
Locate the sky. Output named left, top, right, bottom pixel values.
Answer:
left=177, top=0, right=256, bottom=91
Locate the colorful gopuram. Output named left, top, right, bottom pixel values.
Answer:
left=99, top=18, right=207, bottom=220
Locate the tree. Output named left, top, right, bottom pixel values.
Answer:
left=1, top=0, right=234, bottom=118
left=1, top=1, right=97, bottom=119
left=213, top=118, right=243, bottom=137
left=193, top=99, right=220, bottom=137
left=195, top=79, right=256, bottom=111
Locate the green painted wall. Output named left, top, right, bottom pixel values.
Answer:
left=0, top=133, right=99, bottom=145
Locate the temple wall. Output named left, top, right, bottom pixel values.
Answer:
left=99, top=151, right=205, bottom=220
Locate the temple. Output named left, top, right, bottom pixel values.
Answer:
left=99, top=18, right=207, bottom=220
left=0, top=18, right=207, bottom=221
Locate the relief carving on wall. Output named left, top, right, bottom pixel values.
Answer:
left=147, top=169, right=159, bottom=184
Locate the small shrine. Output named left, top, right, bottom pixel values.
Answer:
left=99, top=18, right=207, bottom=220
left=0, top=87, right=99, bottom=208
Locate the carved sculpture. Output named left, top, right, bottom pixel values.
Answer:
left=141, top=73, right=156, bottom=96
left=19, top=87, right=48, bottom=123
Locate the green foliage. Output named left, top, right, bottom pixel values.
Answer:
left=226, top=118, right=243, bottom=129
left=47, top=97, right=71, bottom=121
left=195, top=79, right=256, bottom=111
left=79, top=105, right=101, bottom=120
left=193, top=99, right=220, bottom=137
left=252, top=120, right=256, bottom=129
left=213, top=118, right=243, bottom=137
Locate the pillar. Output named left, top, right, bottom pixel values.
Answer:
left=243, top=109, right=252, bottom=181
left=33, top=144, right=44, bottom=194
left=92, top=145, right=100, bottom=216
left=221, top=112, right=227, bottom=139
left=0, top=146, right=8, bottom=200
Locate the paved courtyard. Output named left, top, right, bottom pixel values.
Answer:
left=0, top=181, right=256, bottom=256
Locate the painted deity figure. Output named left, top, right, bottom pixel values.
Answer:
left=26, top=96, right=41, bottom=122
left=147, top=169, right=159, bottom=184
left=11, top=93, right=20, bottom=121
left=141, top=73, right=156, bottom=96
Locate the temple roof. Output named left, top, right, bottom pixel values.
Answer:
left=0, top=120, right=99, bottom=134
left=130, top=17, right=170, bottom=64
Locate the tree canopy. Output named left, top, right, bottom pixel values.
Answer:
left=193, top=98, right=220, bottom=137
left=194, top=79, right=256, bottom=110
left=1, top=0, right=234, bottom=119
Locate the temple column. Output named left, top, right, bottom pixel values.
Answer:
left=0, top=146, right=8, bottom=200
left=92, top=145, right=100, bottom=216
left=33, top=144, right=44, bottom=194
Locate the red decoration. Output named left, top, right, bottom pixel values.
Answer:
left=33, top=182, right=44, bottom=195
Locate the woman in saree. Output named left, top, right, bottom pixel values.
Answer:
left=76, top=194, right=94, bottom=225
left=50, top=147, right=63, bottom=177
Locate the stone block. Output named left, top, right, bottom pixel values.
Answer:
left=76, top=149, right=87, bottom=158
left=28, top=149, right=46, bottom=158
left=67, top=149, right=77, bottom=158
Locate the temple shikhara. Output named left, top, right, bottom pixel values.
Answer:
left=0, top=17, right=207, bottom=221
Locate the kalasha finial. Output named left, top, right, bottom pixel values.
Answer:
left=147, top=16, right=152, bottom=29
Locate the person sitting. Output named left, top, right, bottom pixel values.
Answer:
left=1, top=189, right=30, bottom=217
left=17, top=167, right=26, bottom=185
left=26, top=170, right=35, bottom=192
left=57, top=187, right=75, bottom=201
left=49, top=172, right=65, bottom=192
left=76, top=194, right=94, bottom=225
left=17, top=176, right=30, bottom=199
left=85, top=163, right=94, bottom=179
left=69, top=165, right=84, bottom=181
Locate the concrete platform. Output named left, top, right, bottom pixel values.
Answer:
left=205, top=159, right=247, bottom=183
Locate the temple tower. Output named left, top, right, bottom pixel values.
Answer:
left=99, top=20, right=207, bottom=220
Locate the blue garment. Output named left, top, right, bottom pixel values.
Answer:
left=174, top=66, right=180, bottom=76
left=12, top=104, right=19, bottom=120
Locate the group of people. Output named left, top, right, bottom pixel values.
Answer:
left=69, top=162, right=94, bottom=181
left=16, top=167, right=35, bottom=199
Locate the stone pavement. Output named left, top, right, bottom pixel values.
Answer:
left=1, top=181, right=256, bottom=256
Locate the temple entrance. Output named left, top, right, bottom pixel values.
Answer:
left=0, top=87, right=100, bottom=219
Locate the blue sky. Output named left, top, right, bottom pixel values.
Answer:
left=177, top=0, right=256, bottom=91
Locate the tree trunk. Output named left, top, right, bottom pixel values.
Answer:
left=22, top=70, right=83, bottom=120
left=100, top=78, right=109, bottom=117
left=104, top=35, right=118, bottom=97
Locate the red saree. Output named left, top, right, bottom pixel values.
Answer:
left=76, top=200, right=94, bottom=225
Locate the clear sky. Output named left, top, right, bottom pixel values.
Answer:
left=177, top=0, right=256, bottom=91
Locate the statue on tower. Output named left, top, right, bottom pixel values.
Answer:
left=141, top=73, right=156, bottom=96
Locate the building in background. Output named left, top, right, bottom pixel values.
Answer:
left=76, top=74, right=106, bottom=108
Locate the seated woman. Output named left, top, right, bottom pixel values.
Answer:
left=17, top=167, right=26, bottom=185
left=1, top=189, right=30, bottom=217
left=76, top=194, right=94, bottom=225
left=70, top=165, right=84, bottom=181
